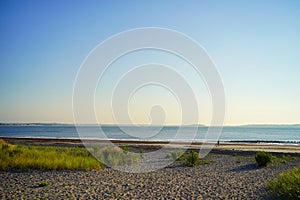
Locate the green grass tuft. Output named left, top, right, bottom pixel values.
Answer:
left=39, top=181, right=49, bottom=187
left=139, top=148, right=144, bottom=158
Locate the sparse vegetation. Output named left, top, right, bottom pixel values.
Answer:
left=255, top=151, right=273, bottom=166
left=273, top=154, right=297, bottom=164
left=268, top=166, right=300, bottom=199
left=121, top=145, right=130, bottom=154
left=167, top=150, right=212, bottom=167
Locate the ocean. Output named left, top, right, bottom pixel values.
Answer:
left=0, top=125, right=299, bottom=145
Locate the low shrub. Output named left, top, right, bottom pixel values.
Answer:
left=182, top=151, right=200, bottom=167
left=268, top=166, right=300, bottom=199
left=255, top=151, right=273, bottom=166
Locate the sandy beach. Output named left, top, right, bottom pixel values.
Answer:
left=1, top=137, right=300, bottom=199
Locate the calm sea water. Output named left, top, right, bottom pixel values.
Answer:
left=0, top=125, right=300, bottom=144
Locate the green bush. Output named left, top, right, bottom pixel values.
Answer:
left=182, top=151, right=200, bottom=167
left=268, top=166, right=300, bottom=199
left=255, top=151, right=273, bottom=166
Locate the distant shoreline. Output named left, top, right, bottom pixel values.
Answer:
left=1, top=136, right=299, bottom=145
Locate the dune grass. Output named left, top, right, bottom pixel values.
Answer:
left=268, top=165, right=300, bottom=199
left=0, top=139, right=142, bottom=170
left=91, top=145, right=140, bottom=167
left=0, top=139, right=103, bottom=171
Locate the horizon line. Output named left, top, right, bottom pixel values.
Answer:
left=0, top=122, right=299, bottom=127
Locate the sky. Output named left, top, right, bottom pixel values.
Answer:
left=0, top=0, right=299, bottom=125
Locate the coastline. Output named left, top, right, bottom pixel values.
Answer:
left=2, top=136, right=300, bottom=154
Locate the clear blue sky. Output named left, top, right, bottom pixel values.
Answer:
left=0, top=0, right=299, bottom=125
